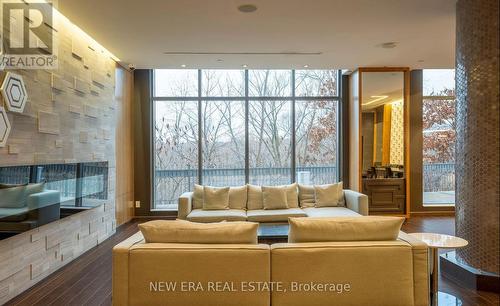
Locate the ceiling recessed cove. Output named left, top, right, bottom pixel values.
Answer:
left=238, top=4, right=257, bottom=13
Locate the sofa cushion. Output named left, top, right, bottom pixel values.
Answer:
left=0, top=207, right=29, bottom=220
left=303, top=207, right=361, bottom=218
left=229, top=185, right=247, bottom=210
left=247, top=184, right=263, bottom=210
left=298, top=184, right=315, bottom=208
left=283, top=183, right=299, bottom=208
left=288, top=216, right=406, bottom=243
left=314, top=182, right=343, bottom=207
left=139, top=220, right=258, bottom=244
left=203, top=186, right=230, bottom=210
left=193, top=184, right=204, bottom=209
left=247, top=208, right=307, bottom=222
left=25, top=182, right=45, bottom=196
left=187, top=209, right=247, bottom=222
left=0, top=185, right=27, bottom=208
left=262, top=186, right=288, bottom=210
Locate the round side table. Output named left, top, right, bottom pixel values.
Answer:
left=409, top=233, right=468, bottom=306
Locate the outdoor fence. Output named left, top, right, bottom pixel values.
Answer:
left=422, top=163, right=455, bottom=192
left=154, top=166, right=338, bottom=207
left=155, top=163, right=456, bottom=208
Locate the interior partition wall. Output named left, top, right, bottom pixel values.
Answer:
left=152, top=69, right=341, bottom=211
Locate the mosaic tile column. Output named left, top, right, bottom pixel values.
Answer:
left=455, top=0, right=499, bottom=274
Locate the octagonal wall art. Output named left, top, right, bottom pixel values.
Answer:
left=0, top=107, right=11, bottom=147
left=1, top=72, right=28, bottom=113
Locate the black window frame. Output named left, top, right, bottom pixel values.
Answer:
left=151, top=69, right=343, bottom=211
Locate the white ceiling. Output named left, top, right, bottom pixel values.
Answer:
left=58, top=0, right=456, bottom=70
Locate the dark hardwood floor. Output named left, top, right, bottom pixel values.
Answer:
left=5, top=216, right=500, bottom=306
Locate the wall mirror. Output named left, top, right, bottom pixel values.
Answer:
left=358, top=68, right=409, bottom=215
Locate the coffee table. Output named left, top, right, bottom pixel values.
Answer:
left=257, top=223, right=289, bottom=243
left=409, top=232, right=468, bottom=306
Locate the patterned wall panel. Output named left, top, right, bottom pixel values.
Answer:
left=455, top=0, right=499, bottom=274
left=0, top=107, right=11, bottom=147
left=390, top=101, right=404, bottom=165
left=0, top=4, right=120, bottom=304
left=0, top=72, right=28, bottom=113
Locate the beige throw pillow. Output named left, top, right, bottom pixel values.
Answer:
left=192, top=184, right=204, bottom=209
left=139, top=220, right=258, bottom=244
left=229, top=185, right=247, bottom=210
left=262, top=186, right=288, bottom=210
left=288, top=216, right=405, bottom=243
left=314, top=182, right=343, bottom=207
left=203, top=186, right=230, bottom=210
left=298, top=184, right=316, bottom=208
left=283, top=183, right=299, bottom=208
left=247, top=184, right=263, bottom=210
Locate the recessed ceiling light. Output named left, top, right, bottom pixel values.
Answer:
left=303, top=65, right=309, bottom=68
left=238, top=4, right=257, bottom=13
left=380, top=42, right=398, bottom=49
left=181, top=64, right=186, bottom=68
left=216, top=59, right=223, bottom=62
left=242, top=64, right=248, bottom=68
left=417, top=59, right=425, bottom=63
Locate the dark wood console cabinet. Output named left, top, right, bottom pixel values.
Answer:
left=362, top=178, right=406, bottom=214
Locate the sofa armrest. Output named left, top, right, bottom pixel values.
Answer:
left=178, top=191, right=193, bottom=220
left=113, top=232, right=144, bottom=306
left=344, top=189, right=369, bottom=216
left=27, top=190, right=60, bottom=210
left=398, top=231, right=430, bottom=306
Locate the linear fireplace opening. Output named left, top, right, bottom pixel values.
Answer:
left=0, top=162, right=109, bottom=239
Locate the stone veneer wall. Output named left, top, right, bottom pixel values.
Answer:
left=0, top=8, right=119, bottom=304
left=455, top=0, right=499, bottom=274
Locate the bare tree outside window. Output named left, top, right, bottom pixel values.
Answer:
left=153, top=69, right=339, bottom=210
left=422, top=69, right=456, bottom=206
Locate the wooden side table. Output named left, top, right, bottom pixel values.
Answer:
left=409, top=233, right=468, bottom=306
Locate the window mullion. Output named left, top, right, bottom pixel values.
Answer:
left=291, top=70, right=296, bottom=184
left=197, top=69, right=203, bottom=185
left=245, top=69, right=250, bottom=184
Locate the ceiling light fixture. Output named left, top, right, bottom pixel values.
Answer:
left=362, top=95, right=389, bottom=106
left=181, top=64, right=186, bottom=68
left=303, top=65, right=309, bottom=68
left=380, top=42, right=398, bottom=49
left=238, top=4, right=257, bottom=13
left=242, top=64, right=248, bottom=68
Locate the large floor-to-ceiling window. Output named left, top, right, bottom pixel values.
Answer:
left=422, top=69, right=456, bottom=206
left=153, top=69, right=340, bottom=210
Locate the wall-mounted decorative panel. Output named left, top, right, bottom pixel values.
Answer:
left=38, top=111, right=60, bottom=134
left=0, top=107, right=11, bottom=147
left=74, top=77, right=90, bottom=94
left=1, top=72, right=28, bottom=113
left=0, top=3, right=130, bottom=303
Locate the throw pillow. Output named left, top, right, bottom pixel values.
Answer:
left=203, top=186, right=230, bottom=210
left=246, top=184, right=263, bottom=210
left=0, top=185, right=27, bottom=208
left=298, top=184, right=315, bottom=208
left=192, top=184, right=204, bottom=209
left=314, top=182, right=343, bottom=207
left=229, top=185, right=247, bottom=210
left=262, top=186, right=288, bottom=210
left=288, top=216, right=405, bottom=243
left=139, top=220, right=259, bottom=244
left=283, top=183, right=299, bottom=208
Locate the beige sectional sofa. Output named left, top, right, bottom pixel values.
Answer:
left=178, top=184, right=369, bottom=222
left=113, top=218, right=429, bottom=306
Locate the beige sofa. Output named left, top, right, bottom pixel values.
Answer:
left=178, top=188, right=368, bottom=223
left=113, top=231, right=428, bottom=306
